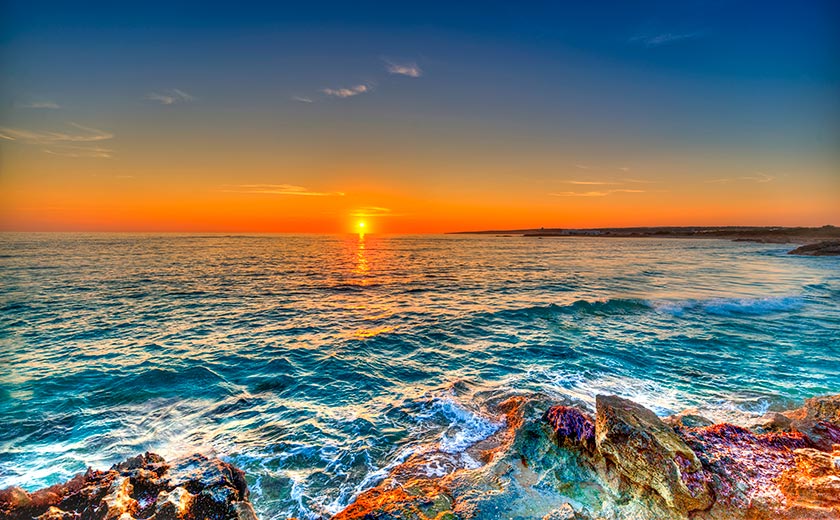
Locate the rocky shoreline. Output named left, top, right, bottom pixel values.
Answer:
left=0, top=453, right=258, bottom=520
left=3, top=394, right=839, bottom=520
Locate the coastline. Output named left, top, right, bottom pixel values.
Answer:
left=448, top=225, right=840, bottom=251
left=5, top=393, right=838, bottom=520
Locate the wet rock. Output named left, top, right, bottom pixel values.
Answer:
left=788, top=240, right=840, bottom=256
left=544, top=406, right=596, bottom=452
left=594, top=395, right=713, bottom=512
left=0, top=452, right=256, bottom=520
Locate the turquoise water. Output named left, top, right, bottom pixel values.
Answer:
left=0, top=234, right=838, bottom=518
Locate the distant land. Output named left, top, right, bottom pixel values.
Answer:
left=450, top=225, right=840, bottom=255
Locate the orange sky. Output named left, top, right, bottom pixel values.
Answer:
left=2, top=1, right=839, bottom=233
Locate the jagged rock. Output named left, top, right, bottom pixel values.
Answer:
left=594, top=395, right=713, bottom=512
left=0, top=453, right=256, bottom=520
left=544, top=406, right=596, bottom=452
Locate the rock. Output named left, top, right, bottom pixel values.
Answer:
left=663, top=408, right=715, bottom=429
left=788, top=240, right=840, bottom=256
left=791, top=418, right=840, bottom=452
left=544, top=406, right=596, bottom=452
left=35, top=506, right=74, bottom=520
left=679, top=423, right=812, bottom=518
left=746, top=412, right=793, bottom=433
left=803, top=394, right=840, bottom=423
left=101, top=477, right=138, bottom=520
left=594, top=395, right=713, bottom=512
left=542, top=502, right=592, bottom=519
left=778, top=447, right=840, bottom=511
left=154, top=486, right=194, bottom=519
left=0, top=452, right=255, bottom=520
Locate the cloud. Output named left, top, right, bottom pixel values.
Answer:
left=631, top=31, right=702, bottom=47
left=146, top=88, right=194, bottom=105
left=17, top=101, right=61, bottom=109
left=707, top=173, right=775, bottom=184
left=321, top=84, right=370, bottom=98
left=567, top=180, right=615, bottom=185
left=220, top=184, right=345, bottom=196
left=0, top=122, right=115, bottom=158
left=550, top=189, right=646, bottom=197
left=351, top=206, right=396, bottom=217
left=43, top=145, right=114, bottom=158
left=292, top=96, right=313, bottom=103
left=0, top=123, right=113, bottom=144
left=385, top=61, right=422, bottom=78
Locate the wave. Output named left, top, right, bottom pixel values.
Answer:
left=492, top=295, right=804, bottom=324
left=651, top=296, right=804, bottom=317
left=415, top=395, right=503, bottom=454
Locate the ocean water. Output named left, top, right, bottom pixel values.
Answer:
left=0, top=233, right=838, bottom=518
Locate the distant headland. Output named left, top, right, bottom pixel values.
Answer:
left=449, top=225, right=840, bottom=255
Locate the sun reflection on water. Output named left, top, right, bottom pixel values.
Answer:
left=355, top=233, right=368, bottom=275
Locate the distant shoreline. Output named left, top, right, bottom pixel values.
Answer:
left=449, top=225, right=840, bottom=244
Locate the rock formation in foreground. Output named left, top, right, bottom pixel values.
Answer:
left=334, top=392, right=840, bottom=519
left=0, top=452, right=257, bottom=520
left=3, top=394, right=839, bottom=519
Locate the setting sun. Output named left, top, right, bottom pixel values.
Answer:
left=357, top=221, right=366, bottom=230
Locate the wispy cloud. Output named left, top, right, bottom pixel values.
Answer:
left=321, top=84, right=370, bottom=98
left=0, top=123, right=115, bottom=158
left=631, top=31, right=702, bottom=47
left=550, top=189, right=646, bottom=197
left=567, top=180, right=616, bottom=185
left=385, top=61, right=422, bottom=78
left=17, top=101, right=61, bottom=110
left=220, top=184, right=345, bottom=196
left=351, top=206, right=396, bottom=217
left=44, top=145, right=114, bottom=158
left=707, top=173, right=775, bottom=184
left=146, top=88, right=194, bottom=105
left=0, top=123, right=113, bottom=144
left=292, top=96, right=313, bottom=103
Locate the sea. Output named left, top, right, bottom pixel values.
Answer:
left=1, top=233, right=838, bottom=518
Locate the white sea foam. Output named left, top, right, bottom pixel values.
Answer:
left=650, top=296, right=804, bottom=317
left=424, top=396, right=503, bottom=453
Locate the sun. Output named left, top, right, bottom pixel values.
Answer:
left=357, top=221, right=366, bottom=231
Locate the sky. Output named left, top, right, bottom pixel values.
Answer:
left=1, top=0, right=838, bottom=233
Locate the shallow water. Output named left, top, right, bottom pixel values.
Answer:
left=0, top=233, right=838, bottom=518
